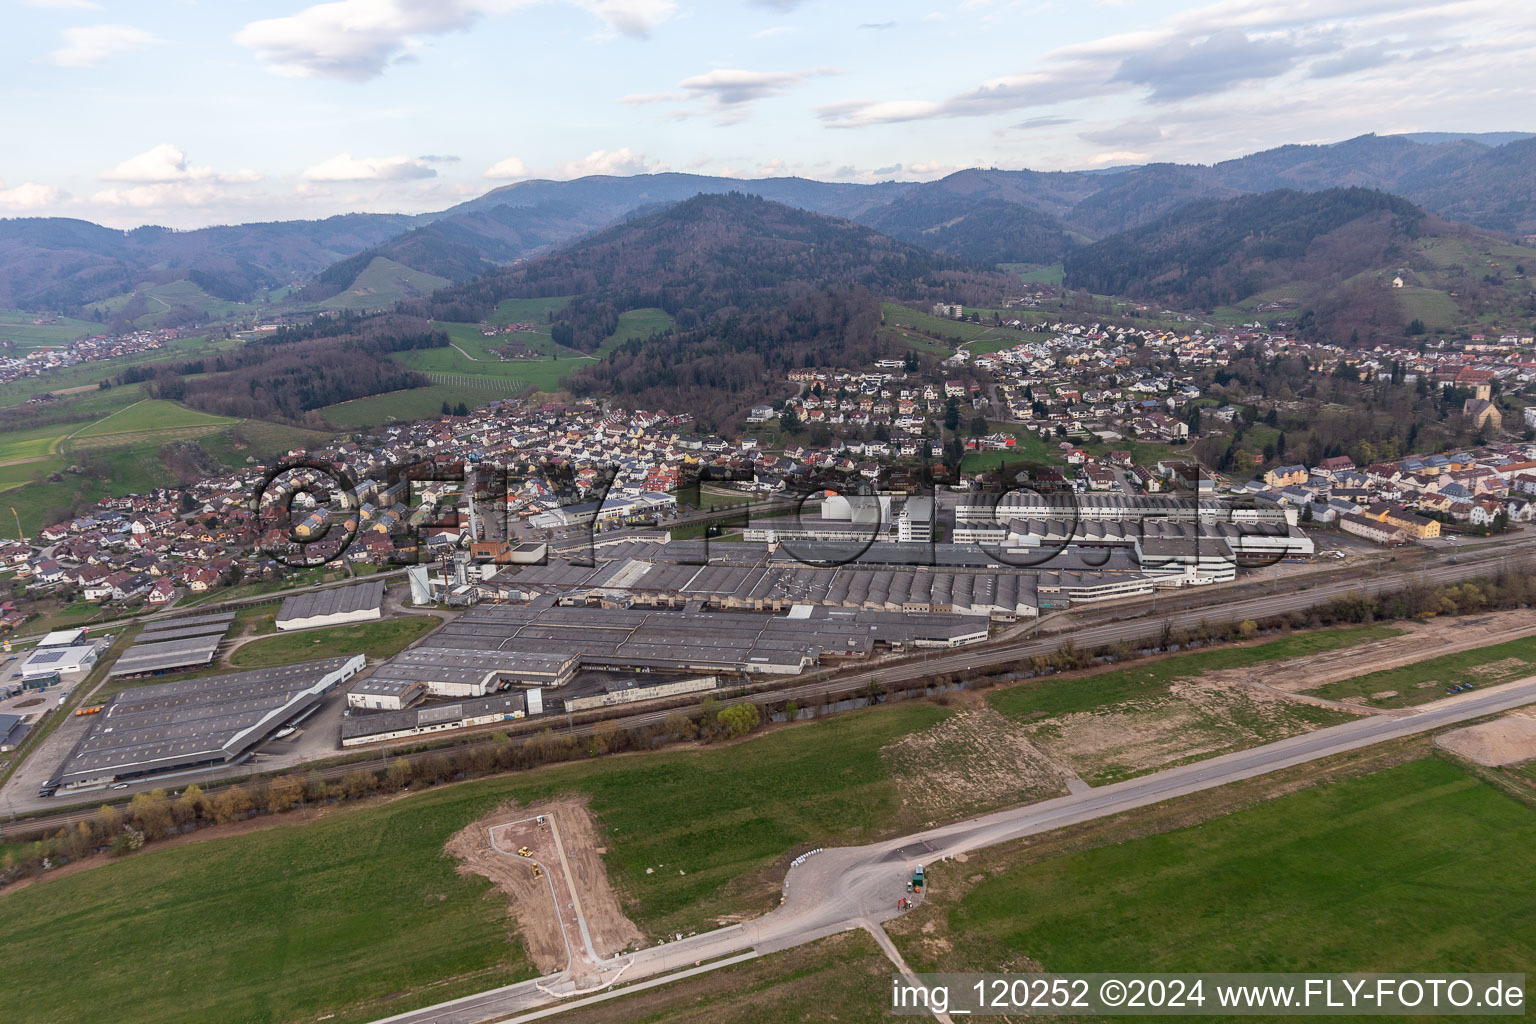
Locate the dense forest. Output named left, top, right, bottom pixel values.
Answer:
left=566, top=286, right=885, bottom=430
left=856, top=191, right=1079, bottom=265
left=1062, top=188, right=1426, bottom=311
left=126, top=314, right=445, bottom=423
left=407, top=193, right=1013, bottom=349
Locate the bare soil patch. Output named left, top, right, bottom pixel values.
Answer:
left=1208, top=610, right=1536, bottom=693
left=882, top=705, right=1068, bottom=823
left=1024, top=681, right=1342, bottom=785
left=446, top=796, right=642, bottom=979
left=1435, top=713, right=1536, bottom=767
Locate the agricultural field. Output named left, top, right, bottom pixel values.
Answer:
left=0, top=397, right=265, bottom=534
left=0, top=703, right=948, bottom=1024
left=0, top=333, right=241, bottom=411
left=386, top=306, right=675, bottom=407
left=0, top=311, right=103, bottom=352
left=69, top=399, right=237, bottom=443
left=1003, top=262, right=1066, bottom=285
left=1395, top=285, right=1463, bottom=332
left=1307, top=631, right=1536, bottom=708
left=898, top=758, right=1536, bottom=983
left=196, top=420, right=338, bottom=469
left=327, top=257, right=450, bottom=309
left=4, top=439, right=174, bottom=536
left=94, top=280, right=243, bottom=329
left=229, top=616, right=438, bottom=669
left=319, top=380, right=525, bottom=428
left=988, top=625, right=1398, bottom=784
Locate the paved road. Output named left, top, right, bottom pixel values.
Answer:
left=369, top=676, right=1536, bottom=1024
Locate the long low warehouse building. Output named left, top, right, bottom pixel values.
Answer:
left=341, top=693, right=529, bottom=746
left=276, top=580, right=385, bottom=631
left=54, top=656, right=365, bottom=789
left=109, top=613, right=235, bottom=678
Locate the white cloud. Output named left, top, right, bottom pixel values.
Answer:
left=483, top=156, right=530, bottom=179
left=627, top=67, right=838, bottom=123
left=101, top=144, right=213, bottom=183
left=0, top=181, right=69, bottom=211
left=302, top=153, right=438, bottom=181
left=554, top=147, right=664, bottom=177
left=236, top=0, right=676, bottom=80
left=89, top=183, right=233, bottom=209
left=97, top=145, right=262, bottom=189
left=677, top=67, right=837, bottom=107
left=815, top=0, right=1503, bottom=128
left=49, top=24, right=159, bottom=68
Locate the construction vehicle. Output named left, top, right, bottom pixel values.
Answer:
left=517, top=846, right=533, bottom=858
left=912, top=864, right=925, bottom=894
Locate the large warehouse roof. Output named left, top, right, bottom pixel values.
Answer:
left=276, top=580, right=385, bottom=629
left=54, top=656, right=364, bottom=788
left=109, top=613, right=236, bottom=678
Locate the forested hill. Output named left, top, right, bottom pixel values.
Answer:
left=405, top=192, right=1012, bottom=428
left=1062, top=188, right=1428, bottom=310
left=411, top=191, right=1013, bottom=346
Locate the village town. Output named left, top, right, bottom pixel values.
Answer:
left=4, top=305, right=1536, bottom=637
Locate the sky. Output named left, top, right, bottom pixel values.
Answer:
left=1, top=0, right=1533, bottom=229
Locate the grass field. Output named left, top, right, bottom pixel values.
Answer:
left=1396, top=285, right=1462, bottom=332
left=0, top=334, right=241, bottom=410
left=0, top=783, right=535, bottom=1024
left=0, top=311, right=103, bottom=352
left=0, top=397, right=263, bottom=534
left=197, top=420, right=338, bottom=469
left=905, top=758, right=1536, bottom=981
left=5, top=439, right=173, bottom=535
left=387, top=306, right=675, bottom=402
left=71, top=399, right=236, bottom=440
left=1007, top=262, right=1065, bottom=285
left=989, top=625, right=1402, bottom=722
left=96, top=280, right=253, bottom=329
left=329, top=257, right=450, bottom=309
left=319, top=382, right=521, bottom=428
left=229, top=615, right=437, bottom=669
left=0, top=702, right=949, bottom=1024
left=489, top=296, right=572, bottom=328
left=1307, top=633, right=1536, bottom=708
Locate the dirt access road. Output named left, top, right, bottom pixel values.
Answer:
left=448, top=798, right=643, bottom=989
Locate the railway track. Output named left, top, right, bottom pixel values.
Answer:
left=3, top=539, right=1529, bottom=841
